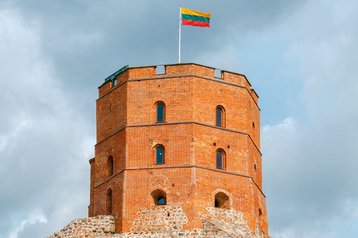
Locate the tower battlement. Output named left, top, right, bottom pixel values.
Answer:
left=89, top=63, right=268, bottom=236
left=98, top=63, right=259, bottom=103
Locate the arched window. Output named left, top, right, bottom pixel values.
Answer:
left=214, top=192, right=230, bottom=209
left=155, top=145, right=165, bottom=164
left=157, top=196, right=166, bottom=205
left=216, top=149, right=226, bottom=170
left=215, top=106, right=225, bottom=127
left=151, top=189, right=167, bottom=206
left=156, top=101, right=165, bottom=123
left=108, top=156, right=113, bottom=177
left=106, top=188, right=113, bottom=215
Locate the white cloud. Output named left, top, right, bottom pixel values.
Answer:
left=343, top=199, right=358, bottom=217
left=0, top=8, right=91, bottom=237
left=0, top=120, right=30, bottom=153
left=262, top=0, right=358, bottom=236
left=262, top=117, right=296, bottom=134
left=9, top=210, right=47, bottom=238
left=271, top=229, right=334, bottom=238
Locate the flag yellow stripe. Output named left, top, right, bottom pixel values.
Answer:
left=181, top=7, right=211, bottom=19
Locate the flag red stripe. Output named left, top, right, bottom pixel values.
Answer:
left=182, top=19, right=210, bottom=27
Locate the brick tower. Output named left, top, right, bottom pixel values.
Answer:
left=88, top=63, right=268, bottom=236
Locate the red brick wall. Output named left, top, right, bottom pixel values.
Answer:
left=96, top=83, right=127, bottom=143
left=89, top=63, right=268, bottom=236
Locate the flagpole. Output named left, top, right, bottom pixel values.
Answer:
left=178, top=7, right=182, bottom=63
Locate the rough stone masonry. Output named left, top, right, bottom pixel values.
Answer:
left=49, top=206, right=264, bottom=238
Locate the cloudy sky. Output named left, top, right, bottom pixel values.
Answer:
left=0, top=0, right=357, bottom=237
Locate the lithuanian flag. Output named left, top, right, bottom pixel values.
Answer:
left=181, top=7, right=211, bottom=27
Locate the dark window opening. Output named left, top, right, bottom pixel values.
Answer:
left=254, top=164, right=257, bottom=170
left=106, top=189, right=113, bottom=215
left=155, top=145, right=165, bottom=164
left=259, top=208, right=263, bottom=216
left=215, top=199, right=220, bottom=208
left=216, top=106, right=225, bottom=127
left=156, top=102, right=165, bottom=123
left=157, top=197, right=166, bottom=205
left=108, top=156, right=113, bottom=177
left=216, top=149, right=225, bottom=170
left=214, top=192, right=230, bottom=209
left=151, top=189, right=167, bottom=206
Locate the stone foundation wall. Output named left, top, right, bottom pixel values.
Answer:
left=48, top=215, right=115, bottom=238
left=48, top=206, right=265, bottom=238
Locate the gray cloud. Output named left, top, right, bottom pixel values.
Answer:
left=0, top=8, right=93, bottom=237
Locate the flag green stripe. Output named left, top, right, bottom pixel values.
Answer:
left=182, top=14, right=210, bottom=23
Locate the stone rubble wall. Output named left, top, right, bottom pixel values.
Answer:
left=48, top=215, right=115, bottom=238
left=202, top=207, right=263, bottom=238
left=48, top=206, right=264, bottom=238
